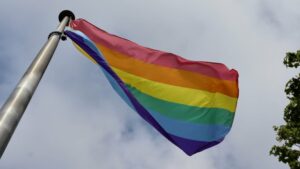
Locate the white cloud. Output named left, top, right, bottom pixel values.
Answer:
left=1, top=0, right=299, bottom=168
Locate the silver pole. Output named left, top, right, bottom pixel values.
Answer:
left=0, top=10, right=75, bottom=158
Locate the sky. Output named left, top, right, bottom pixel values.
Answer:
left=0, top=0, right=299, bottom=168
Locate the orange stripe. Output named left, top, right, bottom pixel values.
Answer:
left=97, top=44, right=238, bottom=98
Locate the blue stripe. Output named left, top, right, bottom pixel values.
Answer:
left=147, top=108, right=230, bottom=142
left=101, top=68, right=135, bottom=109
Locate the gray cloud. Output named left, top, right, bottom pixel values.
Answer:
left=1, top=0, right=299, bottom=168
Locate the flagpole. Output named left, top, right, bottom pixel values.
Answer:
left=0, top=10, right=75, bottom=158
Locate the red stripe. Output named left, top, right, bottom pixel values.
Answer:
left=70, top=19, right=238, bottom=81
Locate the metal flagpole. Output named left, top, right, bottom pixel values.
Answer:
left=0, top=10, right=75, bottom=158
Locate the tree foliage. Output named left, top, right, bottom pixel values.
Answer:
left=270, top=51, right=300, bottom=169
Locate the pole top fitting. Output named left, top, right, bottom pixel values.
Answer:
left=59, top=10, right=75, bottom=23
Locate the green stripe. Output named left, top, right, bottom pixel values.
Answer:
left=126, top=84, right=235, bottom=126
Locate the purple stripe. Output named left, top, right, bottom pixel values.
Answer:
left=65, top=30, right=223, bottom=155
left=170, top=134, right=223, bottom=155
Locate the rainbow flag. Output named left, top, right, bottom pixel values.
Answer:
left=65, top=19, right=239, bottom=155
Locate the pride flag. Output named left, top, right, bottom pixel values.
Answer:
left=65, top=19, right=239, bottom=155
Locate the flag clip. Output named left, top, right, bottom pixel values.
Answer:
left=48, top=31, right=67, bottom=41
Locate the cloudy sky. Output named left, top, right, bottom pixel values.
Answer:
left=0, top=0, right=299, bottom=168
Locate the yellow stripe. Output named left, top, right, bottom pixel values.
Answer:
left=112, top=67, right=237, bottom=112
left=73, top=42, right=97, bottom=64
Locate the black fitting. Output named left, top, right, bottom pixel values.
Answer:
left=48, top=10, right=75, bottom=41
left=48, top=31, right=62, bottom=39
left=59, top=10, right=75, bottom=25
left=61, top=34, right=67, bottom=41
left=48, top=31, right=67, bottom=41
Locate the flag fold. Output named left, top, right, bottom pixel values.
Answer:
left=65, top=19, right=239, bottom=155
